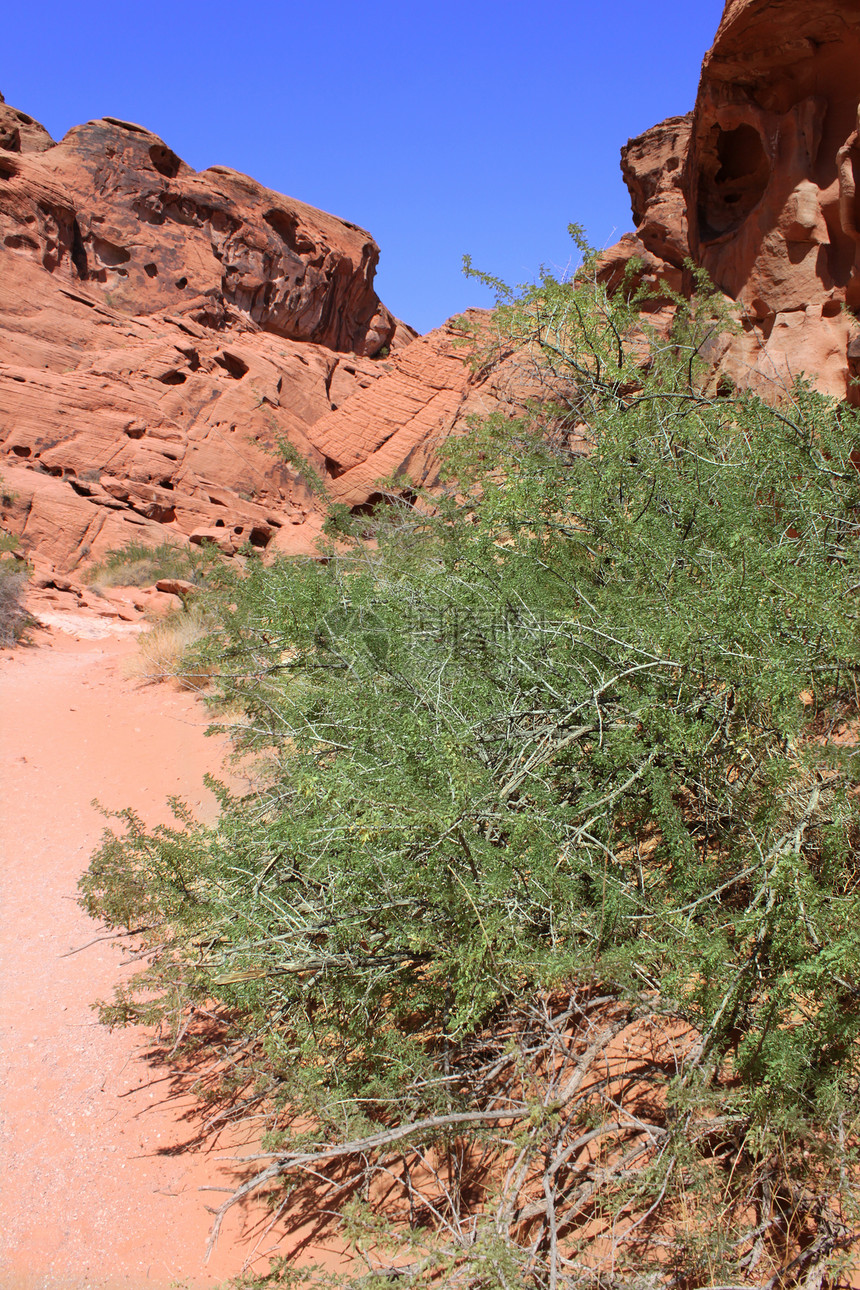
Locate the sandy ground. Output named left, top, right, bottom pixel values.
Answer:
left=0, top=621, right=311, bottom=1289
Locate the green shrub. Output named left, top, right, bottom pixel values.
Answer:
left=83, top=539, right=206, bottom=589
left=0, top=528, right=32, bottom=647
left=0, top=563, right=31, bottom=646
left=80, top=248, right=860, bottom=1287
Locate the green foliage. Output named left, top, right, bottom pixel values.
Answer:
left=278, top=438, right=331, bottom=502
left=83, top=539, right=214, bottom=589
left=81, top=245, right=860, bottom=1286
left=0, top=520, right=32, bottom=647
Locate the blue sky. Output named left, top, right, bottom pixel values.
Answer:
left=2, top=1, right=724, bottom=334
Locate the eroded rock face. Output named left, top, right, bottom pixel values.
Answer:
left=0, top=96, right=54, bottom=155
left=608, top=0, right=860, bottom=401
left=0, top=97, right=415, bottom=571
left=0, top=111, right=395, bottom=353
left=621, top=114, right=692, bottom=270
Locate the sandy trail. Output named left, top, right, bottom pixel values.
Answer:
left=0, top=624, right=280, bottom=1289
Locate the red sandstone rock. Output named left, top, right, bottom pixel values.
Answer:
left=604, top=0, right=860, bottom=402
left=0, top=92, right=54, bottom=154
left=304, top=309, right=546, bottom=510
left=0, top=110, right=394, bottom=353
left=621, top=115, right=692, bottom=269
left=154, top=577, right=195, bottom=596
left=0, top=96, right=409, bottom=571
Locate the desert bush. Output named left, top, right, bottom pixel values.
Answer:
left=0, top=528, right=32, bottom=647
left=80, top=244, right=860, bottom=1287
left=0, top=563, right=31, bottom=646
left=84, top=539, right=205, bottom=589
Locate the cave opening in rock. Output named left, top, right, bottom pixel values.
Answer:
left=697, top=122, right=769, bottom=241
left=214, top=351, right=249, bottom=380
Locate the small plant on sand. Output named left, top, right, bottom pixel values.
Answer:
left=126, top=600, right=216, bottom=689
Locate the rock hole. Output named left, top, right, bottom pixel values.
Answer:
left=148, top=143, right=182, bottom=178
left=249, top=526, right=271, bottom=548
left=11, top=444, right=30, bottom=457
left=70, top=219, right=88, bottom=280
left=144, top=262, right=158, bottom=277
left=92, top=236, right=130, bottom=267
left=124, top=423, right=146, bottom=438
left=233, top=525, right=244, bottom=534
left=159, top=478, right=174, bottom=490
left=214, top=350, right=249, bottom=379
left=175, top=276, right=188, bottom=290
left=4, top=233, right=38, bottom=250
left=214, top=518, right=225, bottom=527
left=0, top=157, right=18, bottom=180
left=157, top=370, right=187, bottom=385
left=697, top=122, right=769, bottom=241
left=263, top=207, right=316, bottom=255
left=350, top=492, right=385, bottom=517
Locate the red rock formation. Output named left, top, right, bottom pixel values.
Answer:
left=607, top=0, right=860, bottom=402
left=0, top=98, right=422, bottom=571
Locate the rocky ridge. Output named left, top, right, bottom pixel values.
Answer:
left=0, top=94, right=514, bottom=574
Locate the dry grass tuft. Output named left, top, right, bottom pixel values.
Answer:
left=125, top=603, right=214, bottom=689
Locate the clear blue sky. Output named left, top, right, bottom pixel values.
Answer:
left=2, top=1, right=724, bottom=335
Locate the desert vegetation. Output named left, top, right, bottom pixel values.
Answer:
left=80, top=243, right=860, bottom=1288
left=0, top=524, right=31, bottom=647
left=83, top=538, right=205, bottom=591
left=83, top=538, right=225, bottom=687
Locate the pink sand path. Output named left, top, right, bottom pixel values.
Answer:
left=0, top=625, right=287, bottom=1289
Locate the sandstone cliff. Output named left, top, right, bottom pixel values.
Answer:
left=0, top=96, right=463, bottom=571
left=609, top=0, right=860, bottom=400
